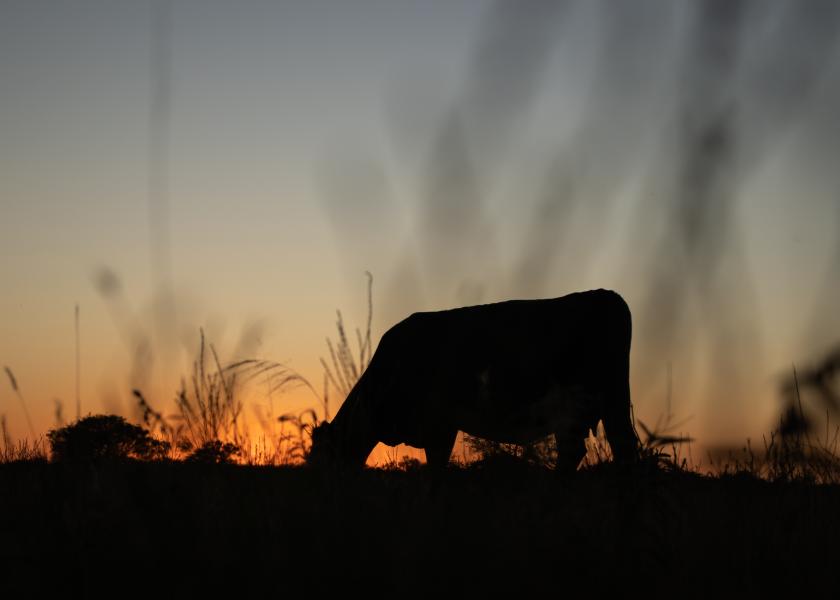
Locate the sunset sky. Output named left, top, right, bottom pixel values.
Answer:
left=1, top=0, right=839, bottom=460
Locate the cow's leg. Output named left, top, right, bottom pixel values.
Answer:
left=604, top=411, right=638, bottom=464
left=554, top=426, right=586, bottom=473
left=603, top=381, right=639, bottom=465
left=424, top=429, right=457, bottom=470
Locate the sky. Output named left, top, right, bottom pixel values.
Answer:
left=1, top=0, right=839, bottom=461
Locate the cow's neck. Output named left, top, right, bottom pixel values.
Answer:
left=331, top=384, right=378, bottom=466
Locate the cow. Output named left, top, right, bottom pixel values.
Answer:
left=308, top=289, right=639, bottom=471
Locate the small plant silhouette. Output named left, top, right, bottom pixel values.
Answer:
left=185, top=439, right=242, bottom=464
left=47, top=414, right=168, bottom=462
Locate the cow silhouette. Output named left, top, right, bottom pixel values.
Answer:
left=309, top=289, right=639, bottom=470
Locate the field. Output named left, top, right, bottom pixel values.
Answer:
left=3, top=289, right=839, bottom=595
left=3, top=453, right=840, bottom=596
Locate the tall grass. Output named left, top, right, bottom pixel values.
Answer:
left=134, top=328, right=250, bottom=458
left=243, top=271, right=374, bottom=461
left=0, top=417, right=47, bottom=462
left=131, top=269, right=373, bottom=465
left=4, top=366, right=36, bottom=441
left=715, top=370, right=840, bottom=484
left=319, top=270, right=373, bottom=419
left=74, top=303, right=81, bottom=421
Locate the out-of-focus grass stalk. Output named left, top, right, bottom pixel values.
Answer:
left=4, top=366, right=36, bottom=441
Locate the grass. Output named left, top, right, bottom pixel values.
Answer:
left=3, top=387, right=840, bottom=595
left=319, top=270, right=374, bottom=416
left=114, top=273, right=375, bottom=465
left=3, top=366, right=36, bottom=440
left=0, top=434, right=47, bottom=463
left=4, top=376, right=837, bottom=594
left=2, top=448, right=840, bottom=595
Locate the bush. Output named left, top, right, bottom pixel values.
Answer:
left=47, top=414, right=169, bottom=462
left=185, top=440, right=242, bottom=464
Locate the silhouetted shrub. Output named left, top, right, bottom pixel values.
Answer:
left=185, top=439, right=242, bottom=464
left=47, top=414, right=169, bottom=462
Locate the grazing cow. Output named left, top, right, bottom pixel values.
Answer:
left=309, top=289, right=639, bottom=470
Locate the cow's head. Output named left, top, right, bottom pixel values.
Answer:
left=307, top=420, right=339, bottom=466
left=307, top=418, right=374, bottom=467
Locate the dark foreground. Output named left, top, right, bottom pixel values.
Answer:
left=1, top=460, right=839, bottom=596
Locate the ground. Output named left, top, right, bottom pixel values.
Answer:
left=1, top=459, right=839, bottom=596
